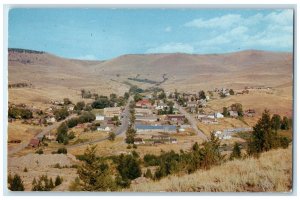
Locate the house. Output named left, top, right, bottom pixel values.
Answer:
left=96, top=114, right=105, bottom=121
left=135, top=108, right=153, bottom=116
left=229, top=111, right=238, bottom=117
left=166, top=115, right=185, bottom=122
left=97, top=125, right=112, bottom=132
left=28, top=138, right=40, bottom=148
left=170, top=138, right=178, bottom=144
left=197, top=114, right=207, bottom=119
left=214, top=112, right=224, bottom=118
left=151, top=135, right=171, bottom=140
left=207, top=114, right=215, bottom=119
left=134, top=138, right=145, bottom=145
left=136, top=99, right=152, bottom=108
left=45, top=116, right=56, bottom=123
left=135, top=124, right=177, bottom=133
left=135, top=116, right=158, bottom=122
left=155, top=103, right=168, bottom=110
left=104, top=107, right=121, bottom=118
left=187, top=101, right=197, bottom=108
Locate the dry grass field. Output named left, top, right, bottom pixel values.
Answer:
left=128, top=146, right=293, bottom=192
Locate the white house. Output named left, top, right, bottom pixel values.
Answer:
left=97, top=126, right=111, bottom=132
left=96, top=115, right=105, bottom=121
left=155, top=103, right=168, bottom=110
left=214, top=112, right=224, bottom=118
left=229, top=111, right=238, bottom=117
left=46, top=116, right=56, bottom=123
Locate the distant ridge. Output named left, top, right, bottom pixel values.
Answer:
left=8, top=48, right=45, bottom=54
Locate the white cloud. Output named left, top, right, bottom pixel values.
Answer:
left=77, top=54, right=98, bottom=60
left=146, top=43, right=194, bottom=54
left=164, top=26, right=172, bottom=32
left=185, top=14, right=242, bottom=29
left=186, top=10, right=293, bottom=52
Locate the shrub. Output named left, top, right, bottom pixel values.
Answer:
left=55, top=175, right=63, bottom=186
left=23, top=167, right=28, bottom=172
left=8, top=174, right=24, bottom=191
left=35, top=149, right=43, bottom=154
left=57, top=147, right=67, bottom=154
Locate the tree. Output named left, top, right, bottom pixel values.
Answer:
left=63, top=98, right=72, bottom=105
left=74, top=101, right=85, bottom=111
left=144, top=169, right=153, bottom=179
left=281, top=116, right=290, bottom=130
left=247, top=110, right=274, bottom=155
left=124, top=92, right=129, bottom=100
left=230, top=142, right=242, bottom=160
left=56, top=122, right=69, bottom=144
left=57, top=147, right=67, bottom=154
left=55, top=175, right=62, bottom=186
left=231, top=103, right=243, bottom=116
left=229, top=89, right=234, bottom=95
left=77, top=145, right=117, bottom=191
left=54, top=108, right=69, bottom=121
left=198, top=90, right=206, bottom=100
left=125, top=127, right=136, bottom=144
left=32, top=175, right=55, bottom=191
left=133, top=93, right=143, bottom=102
left=8, top=174, right=24, bottom=191
left=222, top=107, right=229, bottom=117
left=108, top=132, right=116, bottom=141
left=271, top=114, right=281, bottom=132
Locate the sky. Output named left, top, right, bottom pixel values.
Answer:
left=8, top=8, right=294, bottom=60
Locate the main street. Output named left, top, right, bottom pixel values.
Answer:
left=172, top=100, right=208, bottom=141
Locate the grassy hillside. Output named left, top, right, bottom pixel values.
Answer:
left=128, top=146, right=292, bottom=192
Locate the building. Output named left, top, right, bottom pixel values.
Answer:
left=134, top=138, right=145, bottom=145
left=136, top=99, right=152, bottom=108
left=207, top=114, right=215, bottom=119
left=97, top=125, right=113, bottom=132
left=104, top=107, right=121, bottom=118
left=135, top=116, right=158, bottom=122
left=28, top=138, right=40, bottom=148
left=155, top=103, right=168, bottom=110
left=214, top=112, right=224, bottom=118
left=96, top=115, right=105, bottom=121
left=187, top=101, right=197, bottom=108
left=45, top=116, right=56, bottom=123
left=135, top=108, right=153, bottom=116
left=135, top=124, right=177, bottom=133
left=229, top=111, right=238, bottom=117
left=166, top=115, right=185, bottom=122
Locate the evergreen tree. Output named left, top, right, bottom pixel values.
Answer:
left=271, top=114, right=281, bottom=132
left=8, top=174, right=24, bottom=191
left=55, top=175, right=62, bottom=186
left=144, top=169, right=153, bottom=179
left=230, top=142, right=242, bottom=160
left=77, top=145, right=117, bottom=191
left=281, top=116, right=290, bottom=130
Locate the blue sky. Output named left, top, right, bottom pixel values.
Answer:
left=8, top=8, right=294, bottom=60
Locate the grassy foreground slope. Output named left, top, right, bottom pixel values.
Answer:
left=128, top=146, right=292, bottom=192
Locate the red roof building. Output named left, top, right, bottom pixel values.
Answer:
left=28, top=138, right=40, bottom=148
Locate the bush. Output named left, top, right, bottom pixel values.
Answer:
left=23, top=167, right=28, bottom=172
left=35, top=149, right=43, bottom=154
left=57, top=147, right=68, bottom=154
left=32, top=175, right=55, bottom=191
left=108, top=132, right=116, bottom=141
left=8, top=106, right=33, bottom=119
left=54, top=107, right=69, bottom=121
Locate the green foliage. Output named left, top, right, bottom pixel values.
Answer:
left=55, top=175, right=63, bottom=186
left=54, top=107, right=69, bottom=121
left=8, top=174, right=24, bottom=191
left=63, top=98, right=72, bottom=105
left=125, top=127, right=136, bottom=144
left=23, top=167, right=28, bottom=172
left=108, top=132, right=116, bottom=141
left=32, top=175, right=55, bottom=191
left=8, top=106, right=33, bottom=119
left=35, top=149, right=43, bottom=154
left=56, top=123, right=69, bottom=144
left=198, top=90, right=206, bottom=100
left=230, top=142, right=242, bottom=160
left=231, top=103, right=243, bottom=116
left=129, top=85, right=144, bottom=94
left=281, top=116, right=290, bottom=130
left=229, top=89, right=235, bottom=95
left=144, top=169, right=153, bottom=179
left=124, top=92, right=130, bottom=100
left=91, top=98, right=110, bottom=109
left=57, top=147, right=68, bottom=154
left=222, top=107, right=229, bottom=117
left=133, top=93, right=143, bottom=102
left=158, top=91, right=166, bottom=100
left=115, top=153, right=142, bottom=187
left=247, top=110, right=291, bottom=156
left=271, top=114, right=281, bottom=131
left=74, top=101, right=85, bottom=111
left=77, top=145, right=117, bottom=191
